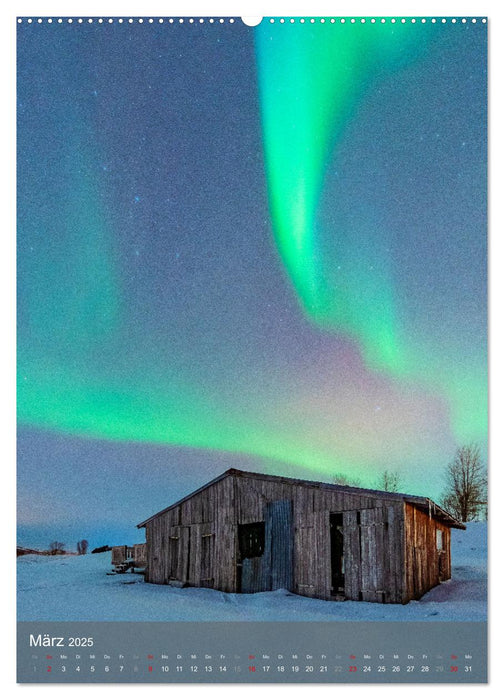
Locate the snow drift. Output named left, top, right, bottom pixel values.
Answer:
left=17, top=522, right=486, bottom=622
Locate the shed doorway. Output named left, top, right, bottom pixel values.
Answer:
left=330, top=513, right=345, bottom=596
left=238, top=499, right=293, bottom=593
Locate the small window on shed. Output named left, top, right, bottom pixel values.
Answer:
left=436, top=529, right=444, bottom=551
left=238, top=522, right=265, bottom=559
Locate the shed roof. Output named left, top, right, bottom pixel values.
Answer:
left=137, top=468, right=465, bottom=529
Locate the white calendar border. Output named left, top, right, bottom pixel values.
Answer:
left=3, top=0, right=501, bottom=698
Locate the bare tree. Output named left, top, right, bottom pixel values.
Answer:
left=441, top=444, right=487, bottom=522
left=376, top=470, right=401, bottom=493
left=77, top=539, right=89, bottom=555
left=49, top=541, right=65, bottom=555
left=332, top=472, right=362, bottom=487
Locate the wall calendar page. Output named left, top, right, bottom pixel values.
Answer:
left=16, top=12, right=487, bottom=684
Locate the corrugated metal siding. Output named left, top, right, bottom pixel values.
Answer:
left=241, top=557, right=267, bottom=593
left=239, top=499, right=293, bottom=593
left=268, top=499, right=293, bottom=590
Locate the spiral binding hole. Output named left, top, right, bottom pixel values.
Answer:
left=17, top=16, right=488, bottom=26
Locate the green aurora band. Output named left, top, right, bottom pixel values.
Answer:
left=17, top=20, right=486, bottom=493
left=254, top=19, right=428, bottom=370
left=254, top=19, right=487, bottom=444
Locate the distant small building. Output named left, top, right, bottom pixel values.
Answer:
left=137, top=468, right=465, bottom=604
left=16, top=546, right=44, bottom=557
left=111, top=543, right=147, bottom=572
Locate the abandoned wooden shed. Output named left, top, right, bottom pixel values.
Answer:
left=137, top=468, right=465, bottom=604
left=111, top=543, right=147, bottom=572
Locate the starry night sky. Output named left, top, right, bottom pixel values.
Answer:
left=17, top=18, right=486, bottom=549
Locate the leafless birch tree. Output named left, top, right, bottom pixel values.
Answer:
left=441, top=444, right=487, bottom=522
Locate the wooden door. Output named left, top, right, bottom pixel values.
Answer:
left=238, top=521, right=267, bottom=593
left=359, top=508, right=386, bottom=603
left=343, top=508, right=389, bottom=602
left=167, top=525, right=190, bottom=583
left=343, top=511, right=361, bottom=600
left=199, top=523, right=215, bottom=588
left=295, top=526, right=316, bottom=597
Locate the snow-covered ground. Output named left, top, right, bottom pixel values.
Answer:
left=17, top=522, right=486, bottom=622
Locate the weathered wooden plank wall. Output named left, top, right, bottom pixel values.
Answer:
left=403, top=502, right=451, bottom=602
left=145, top=476, right=236, bottom=591
left=343, top=511, right=360, bottom=600
left=295, top=525, right=316, bottom=597
left=233, top=475, right=404, bottom=602
left=444, top=528, right=451, bottom=581
left=133, top=543, right=147, bottom=566
left=143, top=473, right=453, bottom=604
left=111, top=545, right=127, bottom=565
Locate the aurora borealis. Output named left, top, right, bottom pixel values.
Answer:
left=255, top=19, right=487, bottom=446
left=17, top=18, right=486, bottom=547
left=255, top=19, right=427, bottom=371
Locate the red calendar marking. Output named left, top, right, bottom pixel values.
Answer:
left=47, top=666, right=52, bottom=673
left=46, top=655, right=52, bottom=659
left=248, top=666, right=256, bottom=672
left=148, top=654, right=154, bottom=659
left=148, top=666, right=153, bottom=672
left=350, top=655, right=356, bottom=659
left=451, top=655, right=458, bottom=659
left=349, top=666, right=357, bottom=672
left=450, top=666, right=458, bottom=672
